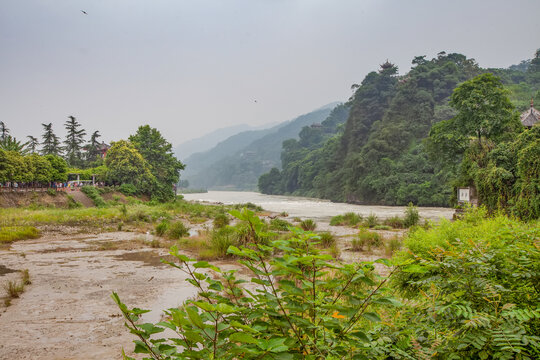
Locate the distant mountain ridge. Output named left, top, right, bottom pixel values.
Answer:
left=183, top=104, right=339, bottom=190
left=174, top=122, right=277, bottom=160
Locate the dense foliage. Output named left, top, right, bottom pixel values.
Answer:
left=1, top=123, right=184, bottom=202
left=116, top=208, right=540, bottom=359
left=259, top=50, right=540, bottom=210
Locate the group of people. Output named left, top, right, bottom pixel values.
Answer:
left=0, top=181, right=105, bottom=192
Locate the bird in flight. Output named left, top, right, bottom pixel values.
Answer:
left=81, top=10, right=87, bottom=15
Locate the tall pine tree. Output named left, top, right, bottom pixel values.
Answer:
left=64, top=116, right=86, bottom=167
left=41, top=123, right=62, bottom=156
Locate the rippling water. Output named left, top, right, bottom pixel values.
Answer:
left=182, top=191, right=453, bottom=221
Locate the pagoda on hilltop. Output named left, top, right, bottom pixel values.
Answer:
left=520, top=98, right=540, bottom=128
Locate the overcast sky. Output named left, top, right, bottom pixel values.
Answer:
left=2, top=0, right=539, bottom=148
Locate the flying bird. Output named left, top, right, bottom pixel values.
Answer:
left=81, top=10, right=87, bottom=15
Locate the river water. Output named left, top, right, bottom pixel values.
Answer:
left=183, top=191, right=454, bottom=221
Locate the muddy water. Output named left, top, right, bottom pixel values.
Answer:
left=183, top=191, right=454, bottom=221
left=0, top=231, right=196, bottom=360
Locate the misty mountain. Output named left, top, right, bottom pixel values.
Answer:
left=183, top=104, right=339, bottom=190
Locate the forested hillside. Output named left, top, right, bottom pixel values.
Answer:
left=259, top=50, right=540, bottom=207
left=184, top=105, right=338, bottom=190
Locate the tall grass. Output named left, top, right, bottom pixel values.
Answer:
left=330, top=212, right=363, bottom=226
left=0, top=226, right=40, bottom=243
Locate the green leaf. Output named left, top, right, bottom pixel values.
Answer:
left=350, top=330, right=370, bottom=343
left=362, top=312, right=381, bottom=322
left=230, top=332, right=258, bottom=344
left=186, top=306, right=204, bottom=328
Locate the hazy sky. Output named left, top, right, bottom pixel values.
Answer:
left=2, top=0, right=539, bottom=148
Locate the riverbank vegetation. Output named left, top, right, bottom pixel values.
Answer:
left=259, top=49, right=540, bottom=214
left=115, top=207, right=540, bottom=359
left=1, top=124, right=185, bottom=202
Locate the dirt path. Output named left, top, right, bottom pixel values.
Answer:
left=0, top=230, right=196, bottom=360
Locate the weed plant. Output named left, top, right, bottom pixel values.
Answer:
left=403, top=202, right=419, bottom=228
left=212, top=213, right=230, bottom=229
left=269, top=218, right=291, bottom=231
left=80, top=186, right=107, bottom=207
left=364, top=213, right=378, bottom=228
left=330, top=212, right=363, bottom=226
left=155, top=221, right=169, bottom=236
left=383, top=216, right=405, bottom=228
left=300, top=219, right=316, bottom=231
left=167, top=221, right=190, bottom=239
left=317, top=232, right=336, bottom=248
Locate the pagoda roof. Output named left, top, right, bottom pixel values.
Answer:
left=520, top=103, right=540, bottom=128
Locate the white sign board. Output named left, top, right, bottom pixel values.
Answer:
left=458, top=187, right=470, bottom=202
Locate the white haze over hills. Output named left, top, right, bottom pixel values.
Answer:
left=174, top=122, right=277, bottom=161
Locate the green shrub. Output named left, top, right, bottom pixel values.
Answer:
left=46, top=188, right=56, bottom=196
left=80, top=186, right=107, bottom=207
left=330, top=212, right=362, bottom=226
left=373, top=225, right=392, bottom=230
left=393, top=209, right=540, bottom=358
left=269, top=218, right=291, bottom=231
left=0, top=226, right=40, bottom=243
left=66, top=194, right=82, bottom=209
left=403, top=202, right=419, bottom=228
left=384, top=237, right=401, bottom=256
left=213, top=213, right=230, bottom=229
left=300, top=218, right=316, bottom=231
left=155, top=221, right=169, bottom=236
left=355, top=229, right=382, bottom=250
left=209, top=227, right=238, bottom=258
left=383, top=216, right=405, bottom=229
left=364, top=213, right=378, bottom=228
left=119, top=183, right=138, bottom=196
left=317, top=232, right=336, bottom=248
left=114, top=217, right=398, bottom=360
left=167, top=221, right=190, bottom=239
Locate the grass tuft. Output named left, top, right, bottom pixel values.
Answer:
left=0, top=226, right=40, bottom=243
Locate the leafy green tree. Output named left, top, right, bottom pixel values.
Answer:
left=44, top=154, right=68, bottom=182
left=41, top=123, right=62, bottom=156
left=104, top=140, right=156, bottom=194
left=24, top=154, right=52, bottom=184
left=129, top=125, right=185, bottom=201
left=450, top=73, right=521, bottom=143
left=0, top=149, right=28, bottom=182
left=64, top=116, right=86, bottom=167
left=26, top=136, right=39, bottom=154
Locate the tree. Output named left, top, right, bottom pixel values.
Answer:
left=0, top=121, right=9, bottom=140
left=41, top=123, right=62, bottom=156
left=0, top=135, right=28, bottom=154
left=104, top=140, right=156, bottom=194
left=0, top=149, right=28, bottom=183
left=26, top=136, right=39, bottom=153
left=24, top=154, right=52, bottom=184
left=64, top=116, right=86, bottom=167
left=129, top=125, right=185, bottom=201
left=450, top=73, right=521, bottom=143
left=85, top=130, right=102, bottom=162
left=44, top=154, right=68, bottom=182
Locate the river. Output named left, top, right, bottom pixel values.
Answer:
left=182, top=191, right=454, bottom=221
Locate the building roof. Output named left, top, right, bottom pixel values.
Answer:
left=520, top=99, right=540, bottom=128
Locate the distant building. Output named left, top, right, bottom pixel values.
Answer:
left=310, top=123, right=323, bottom=129
left=96, top=142, right=110, bottom=158
left=520, top=99, right=540, bottom=128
